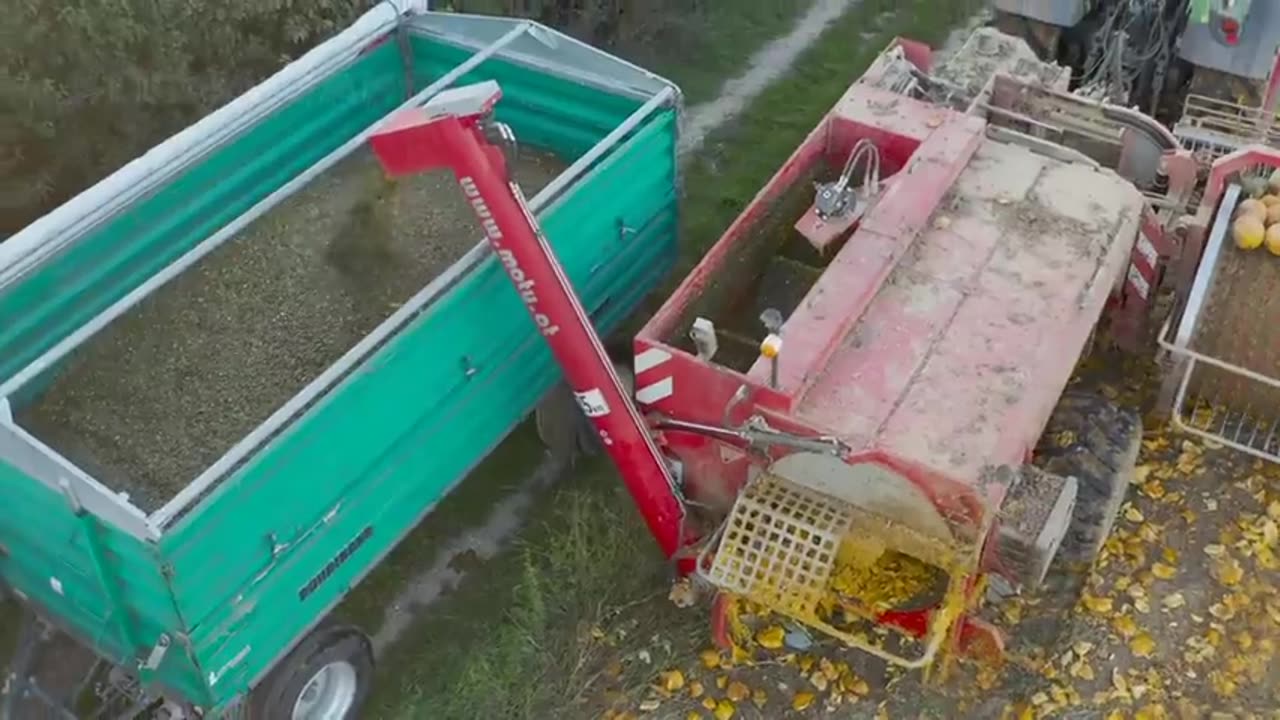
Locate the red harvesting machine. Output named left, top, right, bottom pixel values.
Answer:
left=367, top=27, right=1280, bottom=671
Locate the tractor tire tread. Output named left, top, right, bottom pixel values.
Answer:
left=1036, top=389, right=1141, bottom=580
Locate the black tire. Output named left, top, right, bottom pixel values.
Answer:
left=535, top=383, right=588, bottom=466
left=1035, top=389, right=1142, bottom=590
left=249, top=624, right=373, bottom=720
left=535, top=354, right=635, bottom=461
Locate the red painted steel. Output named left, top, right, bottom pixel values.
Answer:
left=366, top=87, right=686, bottom=557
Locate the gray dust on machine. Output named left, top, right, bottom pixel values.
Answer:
left=17, top=149, right=565, bottom=513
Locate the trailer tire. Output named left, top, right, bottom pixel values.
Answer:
left=249, top=623, right=373, bottom=720
left=1035, top=390, right=1141, bottom=592
left=535, top=355, right=635, bottom=462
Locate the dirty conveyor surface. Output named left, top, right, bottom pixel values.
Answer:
left=17, top=149, right=564, bottom=513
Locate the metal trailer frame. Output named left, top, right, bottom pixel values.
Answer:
left=0, top=5, right=679, bottom=542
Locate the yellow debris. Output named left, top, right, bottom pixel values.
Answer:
left=1212, top=557, right=1244, bottom=587
left=1125, top=506, right=1146, bottom=523
left=713, top=699, right=735, bottom=720
left=688, top=681, right=705, bottom=699
left=1130, top=633, right=1157, bottom=658
left=754, top=626, right=784, bottom=650
left=792, top=691, right=816, bottom=712
left=751, top=688, right=767, bottom=708
left=1083, top=592, right=1114, bottom=615
left=686, top=713, right=702, bottom=720
left=826, top=550, right=942, bottom=615
left=657, top=670, right=685, bottom=693
left=702, top=698, right=717, bottom=711
left=1151, top=563, right=1177, bottom=580
left=1134, top=704, right=1167, bottom=720
left=725, top=681, right=749, bottom=703
left=699, top=649, right=722, bottom=670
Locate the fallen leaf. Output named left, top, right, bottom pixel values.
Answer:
left=639, top=698, right=661, bottom=712
left=1134, top=703, right=1167, bottom=720
left=1161, top=547, right=1179, bottom=564
left=1125, top=506, right=1146, bottom=523
left=1070, top=659, right=1095, bottom=680
left=658, top=670, right=685, bottom=693
left=726, top=681, right=749, bottom=703
left=1130, top=633, right=1157, bottom=658
left=1113, top=614, right=1139, bottom=638
left=792, top=692, right=816, bottom=712
left=755, top=626, right=785, bottom=650
left=809, top=670, right=829, bottom=692
left=716, top=675, right=728, bottom=690
left=713, top=699, right=735, bottom=720
left=1152, top=563, right=1177, bottom=580
left=1105, top=711, right=1126, bottom=720
left=686, top=712, right=702, bottom=720
left=1161, top=592, right=1186, bottom=610
left=699, top=649, right=722, bottom=670
left=752, top=688, right=767, bottom=708
left=1083, top=593, right=1114, bottom=615
left=702, top=698, right=717, bottom=711
left=1209, top=602, right=1235, bottom=621
left=689, top=681, right=705, bottom=699
left=1213, top=557, right=1244, bottom=587
left=669, top=578, right=696, bottom=608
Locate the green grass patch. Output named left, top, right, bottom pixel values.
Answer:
left=367, top=465, right=704, bottom=719
left=0, top=597, right=17, bottom=664
left=333, top=422, right=547, bottom=630
left=614, top=1, right=815, bottom=105
left=447, top=0, right=812, bottom=105
left=675, top=0, right=987, bottom=279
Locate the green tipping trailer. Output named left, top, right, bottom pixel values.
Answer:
left=0, top=4, right=680, bottom=717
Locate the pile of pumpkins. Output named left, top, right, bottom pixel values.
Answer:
left=1233, top=171, right=1280, bottom=254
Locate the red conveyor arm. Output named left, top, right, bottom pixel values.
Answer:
left=366, top=81, right=686, bottom=557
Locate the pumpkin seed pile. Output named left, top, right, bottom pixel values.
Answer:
left=18, top=148, right=564, bottom=512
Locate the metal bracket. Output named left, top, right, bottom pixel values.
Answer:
left=141, top=635, right=171, bottom=672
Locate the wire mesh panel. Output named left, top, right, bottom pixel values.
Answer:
left=706, top=474, right=853, bottom=619
left=1174, top=94, right=1280, bottom=163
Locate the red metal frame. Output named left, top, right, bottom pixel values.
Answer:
left=365, top=83, right=687, bottom=558
left=637, top=36, right=1156, bottom=660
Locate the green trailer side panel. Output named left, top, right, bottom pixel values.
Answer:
left=0, top=464, right=210, bottom=703
left=167, top=111, right=678, bottom=708
left=0, top=42, right=407, bottom=388
left=408, top=35, right=644, bottom=159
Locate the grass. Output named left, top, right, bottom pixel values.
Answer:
left=366, top=464, right=704, bottom=719
left=447, top=0, right=812, bottom=105
left=377, top=0, right=988, bottom=718
left=332, top=422, right=547, bottom=630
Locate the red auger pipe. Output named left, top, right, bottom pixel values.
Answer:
left=367, top=84, right=686, bottom=557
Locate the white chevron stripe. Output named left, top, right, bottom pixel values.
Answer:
left=635, top=377, right=674, bottom=405
left=634, top=348, right=673, bottom=374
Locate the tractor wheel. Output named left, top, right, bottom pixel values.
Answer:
left=249, top=623, right=373, bottom=720
left=1035, top=390, right=1142, bottom=592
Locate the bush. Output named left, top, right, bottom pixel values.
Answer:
left=0, top=0, right=367, bottom=235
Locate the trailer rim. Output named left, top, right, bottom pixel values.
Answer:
left=291, top=660, right=358, bottom=720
